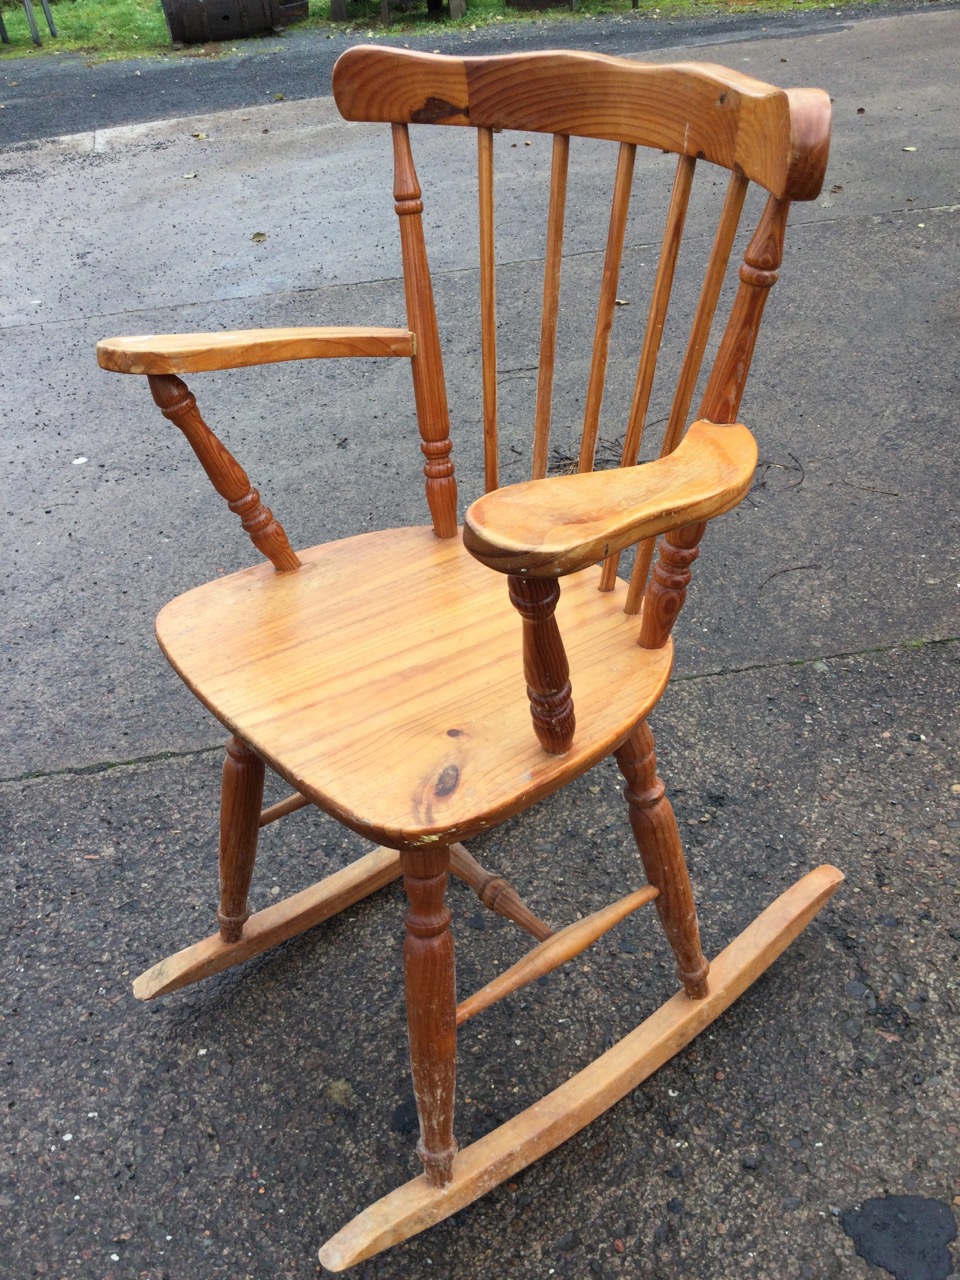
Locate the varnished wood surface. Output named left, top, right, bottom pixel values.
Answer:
left=615, top=722, right=709, bottom=996
left=318, top=865, right=844, bottom=1270
left=392, top=124, right=459, bottom=538
left=216, top=736, right=265, bottom=943
left=455, top=883, right=658, bottom=1027
left=155, top=527, right=674, bottom=849
left=132, top=845, right=403, bottom=1000
left=332, top=48, right=830, bottom=201
left=638, top=520, right=708, bottom=650
left=148, top=374, right=302, bottom=573
left=531, top=133, right=569, bottom=482
left=96, top=326, right=415, bottom=375
left=448, top=843, right=553, bottom=942
left=401, top=845, right=458, bottom=1186
left=464, top=420, right=757, bottom=577
left=578, top=142, right=635, bottom=474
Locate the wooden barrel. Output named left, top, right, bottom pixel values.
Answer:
left=161, top=0, right=306, bottom=43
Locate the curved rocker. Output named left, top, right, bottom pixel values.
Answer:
left=319, top=864, right=842, bottom=1271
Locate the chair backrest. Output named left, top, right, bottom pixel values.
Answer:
left=332, top=48, right=830, bottom=601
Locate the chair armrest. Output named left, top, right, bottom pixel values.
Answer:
left=463, top=421, right=757, bottom=577
left=96, top=326, right=415, bottom=375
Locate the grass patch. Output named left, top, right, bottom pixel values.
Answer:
left=0, top=0, right=875, bottom=61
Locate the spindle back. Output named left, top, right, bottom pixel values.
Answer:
left=332, top=48, right=830, bottom=597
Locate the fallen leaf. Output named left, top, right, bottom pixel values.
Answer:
left=902, top=146, right=917, bottom=152
left=273, top=92, right=285, bottom=101
left=615, top=298, right=630, bottom=307
left=251, top=231, right=267, bottom=242
left=182, top=172, right=198, bottom=179
left=191, top=131, right=207, bottom=140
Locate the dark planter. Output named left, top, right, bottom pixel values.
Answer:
left=161, top=0, right=307, bottom=43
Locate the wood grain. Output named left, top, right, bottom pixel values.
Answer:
left=148, top=373, right=302, bottom=573
left=531, top=133, right=569, bottom=481
left=96, top=326, right=415, bottom=375
left=478, top=126, right=499, bottom=492
left=455, top=884, right=658, bottom=1026
left=332, top=48, right=831, bottom=201
left=448, top=843, right=552, bottom=942
left=216, top=736, right=265, bottom=942
left=578, top=142, right=635, bottom=474
left=155, top=528, right=674, bottom=849
left=599, top=152, right=696, bottom=592
left=392, top=123, right=458, bottom=538
left=508, top=575, right=576, bottom=755
left=318, top=865, right=844, bottom=1270
left=699, top=194, right=791, bottom=425
left=615, top=722, right=709, bottom=997
left=132, top=845, right=403, bottom=1000
left=637, top=520, right=708, bottom=651
left=401, top=845, right=458, bottom=1186
left=464, top=420, right=756, bottom=578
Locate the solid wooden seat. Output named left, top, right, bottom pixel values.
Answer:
left=97, top=46, right=841, bottom=1271
left=158, top=529, right=674, bottom=848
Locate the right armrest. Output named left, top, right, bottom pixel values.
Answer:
left=464, top=420, right=757, bottom=578
left=96, top=326, right=415, bottom=375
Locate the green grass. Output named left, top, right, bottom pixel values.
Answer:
left=0, top=0, right=874, bottom=61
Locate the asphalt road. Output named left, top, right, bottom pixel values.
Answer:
left=1, top=6, right=958, bottom=1279
left=0, top=0, right=955, bottom=145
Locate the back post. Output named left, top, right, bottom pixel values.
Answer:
left=633, top=195, right=792, bottom=639
left=391, top=123, right=458, bottom=538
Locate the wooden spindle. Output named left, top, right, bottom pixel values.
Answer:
left=507, top=576, right=575, bottom=754
left=478, top=127, right=499, bottom=492
left=622, top=172, right=748, bottom=615
left=615, top=722, right=709, bottom=999
left=449, top=843, right=552, bottom=942
left=531, top=133, right=570, bottom=481
left=392, top=123, right=458, bottom=538
left=637, top=520, right=706, bottom=650
left=456, top=883, right=658, bottom=1026
left=400, top=845, right=458, bottom=1187
left=259, top=790, right=311, bottom=827
left=578, top=142, right=636, bottom=474
left=598, top=154, right=695, bottom=592
left=699, top=194, right=791, bottom=424
left=148, top=374, right=301, bottom=573
left=217, top=736, right=266, bottom=943
left=661, top=170, right=749, bottom=457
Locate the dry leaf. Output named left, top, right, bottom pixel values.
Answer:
left=273, top=92, right=285, bottom=101
left=902, top=146, right=917, bottom=152
left=251, top=231, right=267, bottom=243
left=615, top=298, right=630, bottom=307
left=182, top=172, right=198, bottom=179
left=191, top=131, right=207, bottom=140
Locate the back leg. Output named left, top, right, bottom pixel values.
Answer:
left=615, top=720, right=709, bottom=998
left=217, top=736, right=265, bottom=943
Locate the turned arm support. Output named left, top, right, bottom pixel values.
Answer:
left=96, top=325, right=415, bottom=375
left=463, top=420, right=757, bottom=578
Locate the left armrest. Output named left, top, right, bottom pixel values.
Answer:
left=96, top=326, right=415, bottom=375
left=463, top=421, right=757, bottom=577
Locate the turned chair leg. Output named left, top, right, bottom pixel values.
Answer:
left=217, top=736, right=265, bottom=943
left=615, top=721, right=710, bottom=999
left=400, top=846, right=458, bottom=1186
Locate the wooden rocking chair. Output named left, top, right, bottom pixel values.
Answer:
left=97, top=48, right=842, bottom=1270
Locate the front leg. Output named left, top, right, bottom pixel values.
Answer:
left=400, top=846, right=458, bottom=1186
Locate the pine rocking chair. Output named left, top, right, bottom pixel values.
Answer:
left=97, top=48, right=842, bottom=1270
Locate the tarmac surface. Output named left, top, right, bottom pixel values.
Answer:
left=1, top=6, right=958, bottom=1279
